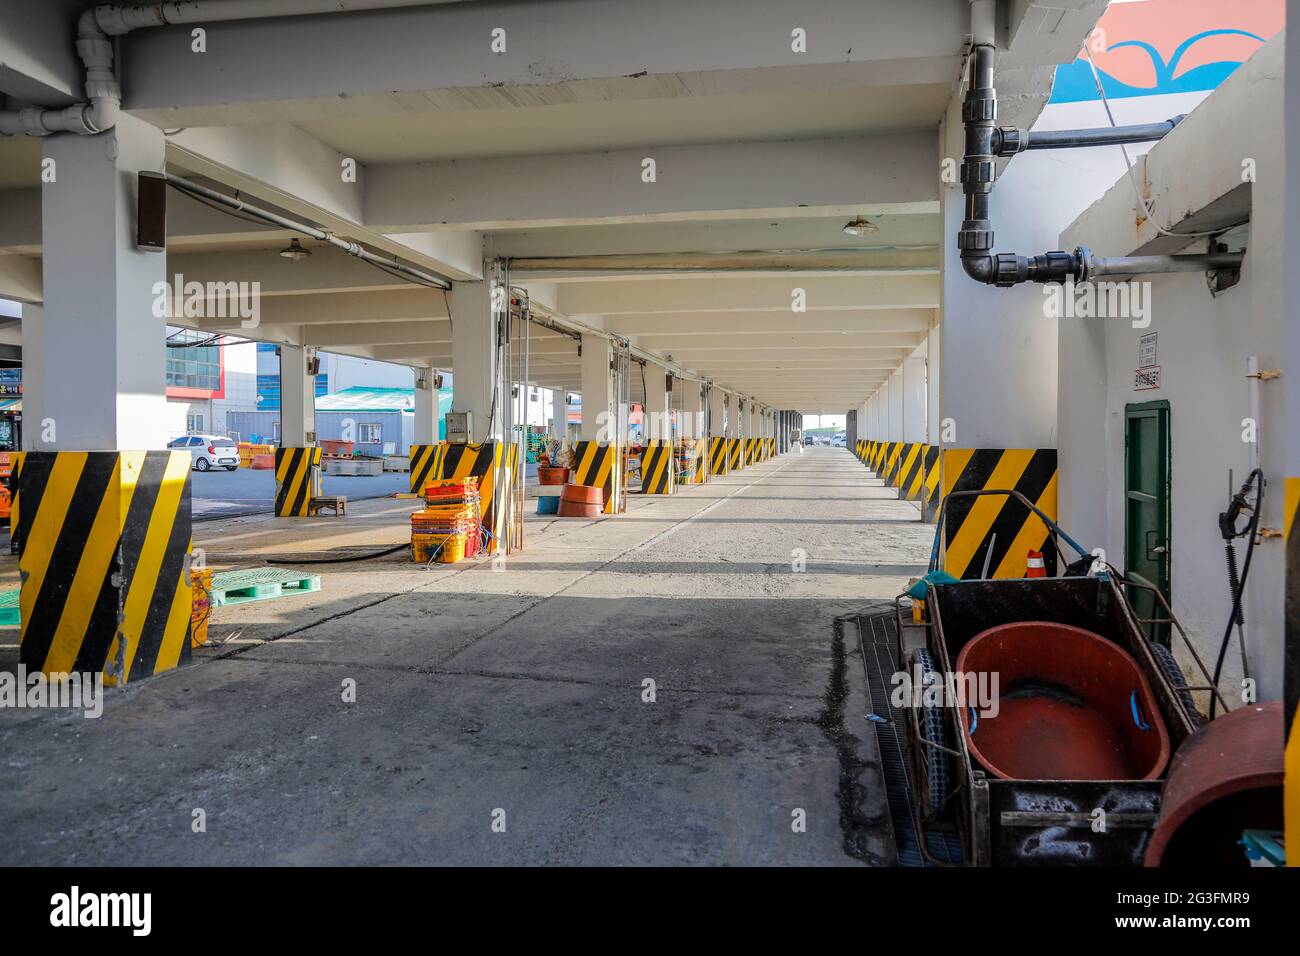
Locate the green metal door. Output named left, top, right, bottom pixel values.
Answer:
left=1124, top=401, right=1171, bottom=643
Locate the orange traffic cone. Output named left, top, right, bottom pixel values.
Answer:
left=1025, top=549, right=1046, bottom=578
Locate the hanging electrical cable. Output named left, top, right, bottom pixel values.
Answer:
left=1080, top=46, right=1221, bottom=240
left=1210, top=469, right=1264, bottom=717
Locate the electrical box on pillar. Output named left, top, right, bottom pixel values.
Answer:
left=446, top=412, right=472, bottom=444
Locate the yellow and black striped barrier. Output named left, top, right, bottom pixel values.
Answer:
left=728, top=437, right=743, bottom=471
left=639, top=440, right=674, bottom=494
left=896, top=443, right=927, bottom=501
left=920, top=445, right=942, bottom=521
left=425, top=440, right=516, bottom=550
left=686, top=438, right=708, bottom=483
left=883, top=441, right=903, bottom=485
left=573, top=440, right=621, bottom=514
left=709, top=436, right=729, bottom=477
left=6, top=450, right=25, bottom=545
left=746, top=437, right=757, bottom=465
left=274, top=446, right=322, bottom=517
left=18, top=450, right=193, bottom=684
left=409, top=443, right=440, bottom=494
left=940, top=448, right=1059, bottom=579
left=872, top=440, right=888, bottom=473
left=883, top=442, right=904, bottom=484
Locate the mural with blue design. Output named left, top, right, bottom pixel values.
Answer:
left=1050, top=0, right=1282, bottom=103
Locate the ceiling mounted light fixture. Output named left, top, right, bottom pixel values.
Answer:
left=842, top=215, right=878, bottom=237
left=279, top=237, right=312, bottom=260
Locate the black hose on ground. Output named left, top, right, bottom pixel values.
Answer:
left=261, top=542, right=410, bottom=565
left=1210, top=469, right=1263, bottom=718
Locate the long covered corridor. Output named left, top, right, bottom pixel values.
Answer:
left=0, top=448, right=931, bottom=866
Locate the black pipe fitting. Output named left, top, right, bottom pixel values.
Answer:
left=956, top=41, right=1194, bottom=287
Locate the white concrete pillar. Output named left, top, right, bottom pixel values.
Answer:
left=936, top=118, right=1056, bottom=450
left=681, top=379, right=704, bottom=440
left=280, top=344, right=317, bottom=446
left=551, top=388, right=568, bottom=441
left=19, top=304, right=44, bottom=451
left=709, top=387, right=727, bottom=436
left=644, top=364, right=670, bottom=441
left=727, top=395, right=743, bottom=439
left=37, top=114, right=167, bottom=450
left=413, top=366, right=437, bottom=444
left=926, top=321, right=942, bottom=444
left=450, top=279, right=501, bottom=440
left=580, top=333, right=613, bottom=441
left=888, top=371, right=904, bottom=440
left=902, top=350, right=927, bottom=443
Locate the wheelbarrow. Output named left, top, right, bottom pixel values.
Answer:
left=894, top=488, right=1226, bottom=866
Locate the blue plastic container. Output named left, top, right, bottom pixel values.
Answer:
left=537, top=495, right=560, bottom=515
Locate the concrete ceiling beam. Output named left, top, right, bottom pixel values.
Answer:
left=606, top=310, right=932, bottom=336
left=633, top=332, right=924, bottom=351
left=118, top=0, right=964, bottom=126
left=163, top=124, right=484, bottom=280
left=366, top=133, right=938, bottom=231
left=558, top=274, right=939, bottom=315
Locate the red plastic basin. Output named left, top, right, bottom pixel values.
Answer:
left=955, top=621, right=1170, bottom=781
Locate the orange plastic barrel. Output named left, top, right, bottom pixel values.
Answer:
left=955, top=622, right=1170, bottom=781
left=558, top=482, right=603, bottom=517
left=1144, top=702, right=1284, bottom=866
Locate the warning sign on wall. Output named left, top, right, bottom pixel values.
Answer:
left=1134, top=365, right=1162, bottom=391
left=1137, top=331, right=1158, bottom=368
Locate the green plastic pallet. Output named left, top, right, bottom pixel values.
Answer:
left=0, top=588, right=17, bottom=627
left=209, top=567, right=321, bottom=608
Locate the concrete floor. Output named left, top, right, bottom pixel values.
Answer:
left=0, top=448, right=932, bottom=866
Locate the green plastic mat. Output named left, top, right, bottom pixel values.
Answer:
left=0, top=588, right=17, bottom=627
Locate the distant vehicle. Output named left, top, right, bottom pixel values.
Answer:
left=804, top=435, right=816, bottom=446
left=168, top=434, right=240, bottom=471
left=831, top=433, right=847, bottom=447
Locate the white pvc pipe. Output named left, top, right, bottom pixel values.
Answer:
left=970, top=0, right=997, bottom=47
left=97, top=0, right=467, bottom=34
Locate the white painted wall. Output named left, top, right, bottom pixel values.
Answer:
left=1057, top=38, right=1286, bottom=703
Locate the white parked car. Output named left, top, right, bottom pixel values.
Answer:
left=168, top=434, right=240, bottom=471
left=831, top=434, right=847, bottom=447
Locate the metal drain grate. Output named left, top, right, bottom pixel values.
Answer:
left=855, top=606, right=964, bottom=867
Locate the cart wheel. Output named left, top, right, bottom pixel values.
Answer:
left=1149, top=642, right=1205, bottom=728
left=912, top=647, right=950, bottom=816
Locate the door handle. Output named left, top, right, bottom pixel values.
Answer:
left=1145, top=529, right=1167, bottom=559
